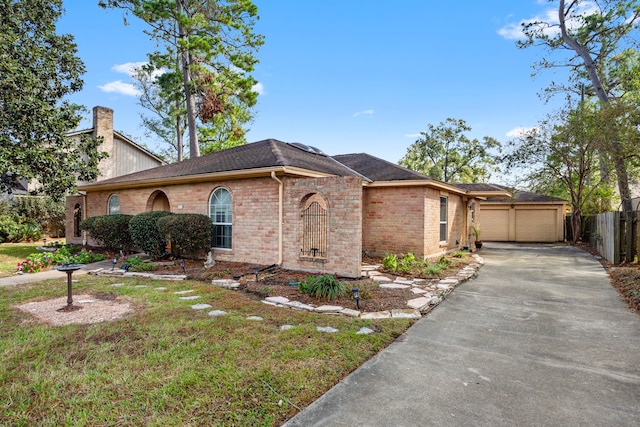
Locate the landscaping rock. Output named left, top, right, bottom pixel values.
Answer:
left=339, top=308, right=361, bottom=317
left=391, top=309, right=421, bottom=319
left=265, top=296, right=290, bottom=305
left=191, top=303, right=212, bottom=310
left=315, top=305, right=344, bottom=313
left=317, top=326, right=339, bottom=333
left=247, top=316, right=263, bottom=321
left=356, top=327, right=375, bottom=335
left=179, top=295, right=201, bottom=300
left=407, top=297, right=430, bottom=310
left=208, top=310, right=228, bottom=317
left=360, top=311, right=391, bottom=319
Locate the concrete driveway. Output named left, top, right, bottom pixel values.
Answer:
left=284, top=243, right=640, bottom=426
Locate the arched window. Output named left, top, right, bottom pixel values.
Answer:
left=73, top=203, right=82, bottom=237
left=209, top=188, right=232, bottom=249
left=108, top=194, right=120, bottom=215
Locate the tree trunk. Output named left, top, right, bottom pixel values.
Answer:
left=559, top=0, right=632, bottom=212
left=177, top=1, right=199, bottom=158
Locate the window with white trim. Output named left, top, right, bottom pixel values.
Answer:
left=439, top=196, right=448, bottom=242
left=210, top=187, right=232, bottom=249
left=108, top=194, right=120, bottom=215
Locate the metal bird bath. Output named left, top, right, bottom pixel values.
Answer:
left=54, top=263, right=85, bottom=312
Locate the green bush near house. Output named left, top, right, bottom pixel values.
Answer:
left=80, top=214, right=135, bottom=252
left=157, top=213, right=213, bottom=259
left=129, top=211, right=173, bottom=259
left=299, top=273, right=347, bottom=301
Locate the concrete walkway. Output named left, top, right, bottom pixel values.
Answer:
left=284, top=243, right=640, bottom=426
left=0, top=259, right=117, bottom=287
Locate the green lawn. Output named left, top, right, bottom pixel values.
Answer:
left=0, top=243, right=41, bottom=278
left=0, top=275, right=413, bottom=426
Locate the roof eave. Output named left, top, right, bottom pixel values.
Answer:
left=77, top=166, right=339, bottom=192
left=365, top=179, right=468, bottom=195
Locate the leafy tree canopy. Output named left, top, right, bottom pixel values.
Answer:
left=399, top=118, right=501, bottom=183
left=0, top=0, right=106, bottom=200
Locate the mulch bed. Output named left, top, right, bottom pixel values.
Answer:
left=151, top=257, right=469, bottom=313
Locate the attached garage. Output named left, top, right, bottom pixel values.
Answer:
left=482, top=204, right=565, bottom=242
left=457, top=184, right=567, bottom=243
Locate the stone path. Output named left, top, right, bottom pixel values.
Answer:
left=210, top=254, right=485, bottom=320
left=101, top=254, right=484, bottom=335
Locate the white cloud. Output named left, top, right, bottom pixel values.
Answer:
left=112, top=62, right=147, bottom=77
left=497, top=3, right=598, bottom=40
left=506, top=126, right=536, bottom=138
left=353, top=109, right=374, bottom=117
left=98, top=80, right=141, bottom=97
left=252, top=82, right=265, bottom=95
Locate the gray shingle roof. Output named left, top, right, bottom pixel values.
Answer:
left=456, top=183, right=566, bottom=203
left=332, top=153, right=430, bottom=181
left=84, top=139, right=364, bottom=187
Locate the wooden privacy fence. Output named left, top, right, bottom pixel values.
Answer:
left=583, top=211, right=638, bottom=264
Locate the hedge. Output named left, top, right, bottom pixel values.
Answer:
left=157, top=213, right=212, bottom=259
left=80, top=214, right=135, bottom=252
left=129, top=211, right=173, bottom=259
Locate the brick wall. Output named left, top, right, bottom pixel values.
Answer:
left=69, top=175, right=363, bottom=277
left=363, top=186, right=470, bottom=259
left=282, top=176, right=363, bottom=278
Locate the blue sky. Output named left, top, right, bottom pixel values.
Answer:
left=57, top=1, right=569, bottom=179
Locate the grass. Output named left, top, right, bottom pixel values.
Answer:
left=0, top=275, right=413, bottom=426
left=0, top=243, right=41, bottom=278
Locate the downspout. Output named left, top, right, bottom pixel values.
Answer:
left=81, top=192, right=87, bottom=247
left=270, top=171, right=283, bottom=265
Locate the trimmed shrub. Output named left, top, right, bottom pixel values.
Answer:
left=0, top=215, right=41, bottom=243
left=157, top=213, right=212, bottom=259
left=129, top=211, right=173, bottom=259
left=80, top=214, right=135, bottom=252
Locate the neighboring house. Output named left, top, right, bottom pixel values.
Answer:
left=457, top=184, right=567, bottom=243
left=66, top=139, right=510, bottom=277
left=70, top=106, right=165, bottom=185
left=63, top=106, right=165, bottom=241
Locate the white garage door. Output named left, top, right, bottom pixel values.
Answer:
left=482, top=208, right=510, bottom=241
left=515, top=209, right=557, bottom=242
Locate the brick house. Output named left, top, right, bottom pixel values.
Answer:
left=66, top=139, right=507, bottom=277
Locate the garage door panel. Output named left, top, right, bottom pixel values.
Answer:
left=515, top=209, right=556, bottom=242
left=482, top=209, right=510, bottom=241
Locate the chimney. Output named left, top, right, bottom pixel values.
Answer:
left=92, top=106, right=114, bottom=179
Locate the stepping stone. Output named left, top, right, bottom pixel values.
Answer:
left=179, top=295, right=201, bottom=300
left=284, top=301, right=315, bottom=311
left=391, top=309, right=422, bottom=319
left=436, top=283, right=451, bottom=291
left=407, top=297, right=430, bottom=311
left=265, top=296, right=289, bottom=304
left=280, top=325, right=295, bottom=331
left=191, top=303, right=212, bottom=310
left=367, top=271, right=383, bottom=276
left=371, top=276, right=392, bottom=282
left=134, top=285, right=148, bottom=288
left=208, top=310, right=228, bottom=317
left=317, top=326, right=339, bottom=333
left=261, top=300, right=279, bottom=307
left=339, top=308, right=361, bottom=317
left=247, top=316, right=263, bottom=321
left=380, top=283, right=410, bottom=289
left=110, top=283, right=124, bottom=287
left=155, top=275, right=187, bottom=281
left=155, top=287, right=167, bottom=291
left=360, top=311, right=391, bottom=319
left=211, top=279, right=240, bottom=289
left=174, top=290, right=195, bottom=295
left=315, top=305, right=343, bottom=313
left=394, top=279, right=414, bottom=285
left=411, top=287, right=429, bottom=294
left=356, top=327, right=375, bottom=335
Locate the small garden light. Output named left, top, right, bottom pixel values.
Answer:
left=253, top=266, right=259, bottom=282
left=178, top=259, right=186, bottom=274
left=112, top=257, right=118, bottom=271
left=352, top=287, right=360, bottom=310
